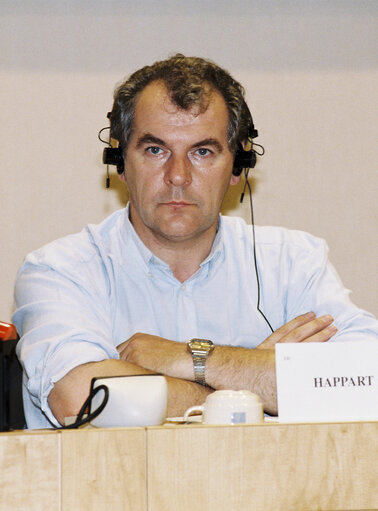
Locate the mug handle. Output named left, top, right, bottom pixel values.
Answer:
left=183, top=405, right=204, bottom=422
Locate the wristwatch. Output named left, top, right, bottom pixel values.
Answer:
left=187, top=338, right=214, bottom=386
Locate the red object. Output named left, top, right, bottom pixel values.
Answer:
left=0, top=321, right=18, bottom=341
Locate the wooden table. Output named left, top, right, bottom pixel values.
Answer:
left=0, top=421, right=377, bottom=511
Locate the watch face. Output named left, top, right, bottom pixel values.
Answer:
left=187, top=339, right=214, bottom=386
left=188, top=339, right=214, bottom=352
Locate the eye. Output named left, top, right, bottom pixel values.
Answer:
left=195, top=148, right=211, bottom=157
left=146, top=146, right=163, bottom=155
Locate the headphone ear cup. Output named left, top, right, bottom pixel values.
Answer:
left=103, top=147, right=125, bottom=174
left=116, top=163, right=125, bottom=175
left=233, top=144, right=257, bottom=176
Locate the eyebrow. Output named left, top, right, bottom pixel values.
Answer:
left=191, top=139, right=223, bottom=152
left=136, top=134, right=167, bottom=149
left=135, top=134, right=223, bottom=153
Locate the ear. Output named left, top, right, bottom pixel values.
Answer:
left=242, top=139, right=252, bottom=151
left=118, top=170, right=127, bottom=183
left=230, top=174, right=241, bottom=186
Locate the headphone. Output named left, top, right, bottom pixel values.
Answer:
left=103, top=145, right=124, bottom=175
left=102, top=111, right=260, bottom=177
left=232, top=122, right=258, bottom=176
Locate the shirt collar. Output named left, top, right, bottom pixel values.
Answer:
left=199, top=215, right=223, bottom=270
left=120, top=204, right=154, bottom=268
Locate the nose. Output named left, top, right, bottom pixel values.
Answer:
left=163, top=154, right=192, bottom=187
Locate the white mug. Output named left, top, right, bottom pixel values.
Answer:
left=89, top=374, right=168, bottom=428
left=183, top=390, right=264, bottom=425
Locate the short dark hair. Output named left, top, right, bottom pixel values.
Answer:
left=109, top=54, right=253, bottom=153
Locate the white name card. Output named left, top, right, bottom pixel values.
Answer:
left=275, top=341, right=378, bottom=422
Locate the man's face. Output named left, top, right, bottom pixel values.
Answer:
left=122, top=80, right=239, bottom=248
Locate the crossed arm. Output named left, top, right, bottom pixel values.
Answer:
left=48, top=312, right=336, bottom=425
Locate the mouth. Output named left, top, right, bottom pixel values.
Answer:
left=164, top=201, right=193, bottom=208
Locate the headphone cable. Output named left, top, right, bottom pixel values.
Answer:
left=241, top=169, right=274, bottom=334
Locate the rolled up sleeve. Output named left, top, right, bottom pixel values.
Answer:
left=13, top=247, right=119, bottom=428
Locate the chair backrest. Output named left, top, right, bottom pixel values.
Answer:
left=0, top=321, right=25, bottom=430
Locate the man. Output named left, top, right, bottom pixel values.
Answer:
left=13, top=54, right=378, bottom=429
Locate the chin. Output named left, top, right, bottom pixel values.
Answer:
left=159, top=227, right=197, bottom=242
left=158, top=220, right=213, bottom=243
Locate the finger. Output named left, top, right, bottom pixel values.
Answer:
left=278, top=315, right=335, bottom=343
left=301, top=324, right=338, bottom=343
left=117, top=332, right=145, bottom=353
left=258, top=312, right=317, bottom=348
left=116, top=340, right=129, bottom=353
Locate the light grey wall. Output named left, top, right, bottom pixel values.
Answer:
left=1, top=0, right=377, bottom=321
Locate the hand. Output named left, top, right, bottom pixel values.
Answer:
left=117, top=334, right=212, bottom=416
left=117, top=332, right=163, bottom=363
left=256, top=312, right=337, bottom=350
left=117, top=333, right=193, bottom=379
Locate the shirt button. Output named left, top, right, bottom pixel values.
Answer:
left=148, top=272, right=152, bottom=277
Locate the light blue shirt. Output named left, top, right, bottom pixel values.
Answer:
left=13, top=206, right=378, bottom=428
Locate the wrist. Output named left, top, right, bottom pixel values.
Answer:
left=186, top=338, right=214, bottom=386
